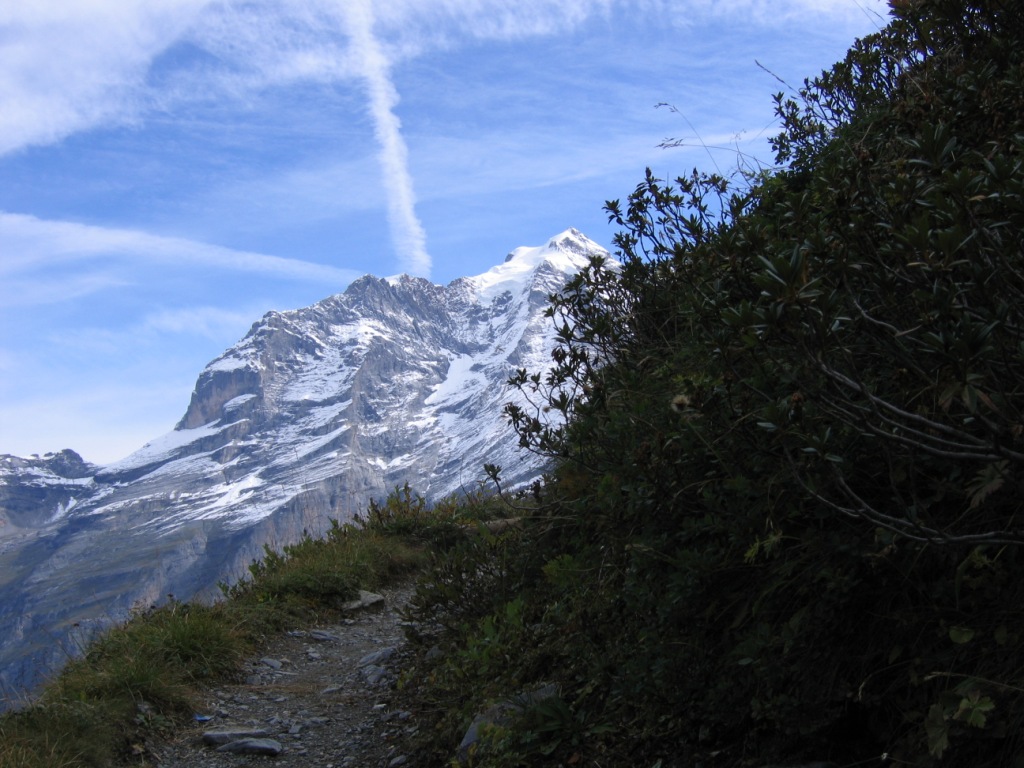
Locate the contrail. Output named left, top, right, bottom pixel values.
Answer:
left=341, top=0, right=431, bottom=278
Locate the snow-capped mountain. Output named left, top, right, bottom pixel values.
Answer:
left=0, top=228, right=609, bottom=704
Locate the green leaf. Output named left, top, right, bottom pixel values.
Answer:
left=955, top=691, right=996, bottom=729
left=949, top=626, right=975, bottom=644
left=965, top=461, right=1008, bottom=509
left=925, top=704, right=950, bottom=758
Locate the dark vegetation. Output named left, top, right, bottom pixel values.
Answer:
left=401, top=2, right=1024, bottom=765
left=4, top=2, right=1024, bottom=766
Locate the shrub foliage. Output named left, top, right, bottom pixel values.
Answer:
left=408, top=2, right=1024, bottom=765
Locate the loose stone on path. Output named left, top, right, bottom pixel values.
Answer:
left=154, top=581, right=421, bottom=767
left=215, top=738, right=284, bottom=755
left=202, top=728, right=271, bottom=745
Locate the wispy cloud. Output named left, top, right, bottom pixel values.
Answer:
left=47, top=306, right=263, bottom=358
left=0, top=0, right=887, bottom=277
left=0, top=0, right=213, bottom=154
left=370, top=0, right=885, bottom=51
left=0, top=212, right=359, bottom=306
left=142, top=306, right=258, bottom=339
left=2, top=272, right=129, bottom=307
left=339, top=0, right=431, bottom=278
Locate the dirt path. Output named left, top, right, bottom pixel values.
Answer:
left=152, top=580, right=423, bottom=768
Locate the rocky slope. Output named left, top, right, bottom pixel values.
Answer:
left=0, top=228, right=608, bottom=705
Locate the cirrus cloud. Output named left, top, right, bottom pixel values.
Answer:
left=0, top=212, right=359, bottom=307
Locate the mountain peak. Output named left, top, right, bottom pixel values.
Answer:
left=0, top=228, right=610, bottom=704
left=473, top=228, right=607, bottom=302
left=503, top=227, right=602, bottom=263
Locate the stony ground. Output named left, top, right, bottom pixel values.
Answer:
left=151, top=580, right=426, bottom=768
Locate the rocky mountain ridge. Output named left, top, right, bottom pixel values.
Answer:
left=0, top=228, right=608, bottom=704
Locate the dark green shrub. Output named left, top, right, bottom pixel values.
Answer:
left=480, top=2, right=1024, bottom=765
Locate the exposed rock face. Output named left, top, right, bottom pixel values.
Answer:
left=0, top=450, right=97, bottom=532
left=0, top=229, right=609, bottom=706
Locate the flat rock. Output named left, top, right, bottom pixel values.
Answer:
left=309, top=629, right=341, bottom=642
left=215, top=737, right=284, bottom=755
left=357, top=647, right=396, bottom=667
left=342, top=590, right=385, bottom=611
left=361, top=664, right=389, bottom=685
left=202, top=728, right=271, bottom=745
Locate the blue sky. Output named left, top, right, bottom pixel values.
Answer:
left=0, top=0, right=889, bottom=464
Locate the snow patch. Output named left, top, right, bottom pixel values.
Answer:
left=48, top=497, right=77, bottom=524
left=205, top=353, right=255, bottom=373
left=469, top=228, right=603, bottom=302
left=425, top=355, right=488, bottom=409
left=223, top=394, right=257, bottom=410
left=106, top=420, right=246, bottom=472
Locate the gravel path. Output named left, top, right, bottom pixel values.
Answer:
left=152, top=580, right=424, bottom=768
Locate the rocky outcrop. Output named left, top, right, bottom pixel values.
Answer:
left=0, top=450, right=97, bottom=533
